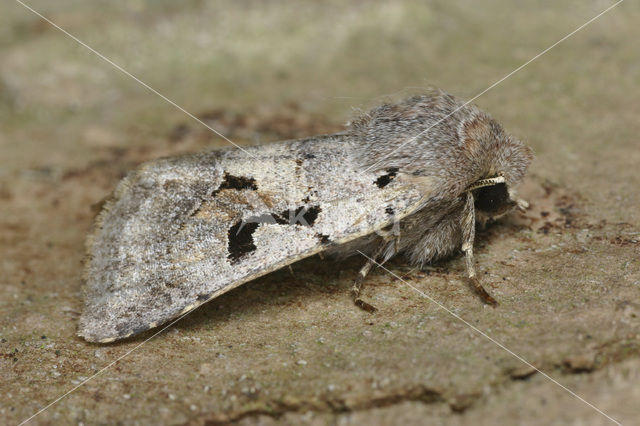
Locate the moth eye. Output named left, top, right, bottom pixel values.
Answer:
left=473, top=182, right=512, bottom=213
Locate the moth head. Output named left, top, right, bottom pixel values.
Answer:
left=458, top=112, right=533, bottom=190
left=467, top=175, right=526, bottom=221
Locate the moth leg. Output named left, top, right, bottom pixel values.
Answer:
left=508, top=186, right=529, bottom=213
left=516, top=198, right=529, bottom=212
left=352, top=242, right=388, bottom=313
left=462, top=192, right=498, bottom=307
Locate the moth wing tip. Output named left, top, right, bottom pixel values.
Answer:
left=77, top=323, right=147, bottom=344
left=77, top=311, right=127, bottom=343
left=77, top=326, right=115, bottom=343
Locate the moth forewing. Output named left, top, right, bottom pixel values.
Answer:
left=79, top=135, right=425, bottom=343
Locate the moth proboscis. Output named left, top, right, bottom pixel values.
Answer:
left=79, top=90, right=533, bottom=343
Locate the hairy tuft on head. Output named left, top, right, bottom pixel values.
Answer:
left=347, top=90, right=532, bottom=199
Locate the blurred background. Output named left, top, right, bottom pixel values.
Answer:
left=1, top=1, right=638, bottom=424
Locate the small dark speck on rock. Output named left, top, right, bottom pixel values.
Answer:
left=509, top=365, right=537, bottom=380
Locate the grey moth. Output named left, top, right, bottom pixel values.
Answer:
left=79, top=90, right=533, bottom=342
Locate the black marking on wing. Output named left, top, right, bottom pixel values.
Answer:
left=277, top=205, right=321, bottom=226
left=316, top=233, right=331, bottom=244
left=212, top=172, right=258, bottom=196
left=385, top=206, right=395, bottom=215
left=375, top=168, right=399, bottom=188
left=186, top=173, right=258, bottom=221
left=196, top=293, right=209, bottom=302
left=226, top=205, right=322, bottom=263
left=228, top=221, right=259, bottom=263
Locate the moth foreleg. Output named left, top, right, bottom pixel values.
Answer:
left=462, top=192, right=498, bottom=307
left=352, top=242, right=388, bottom=313
left=516, top=198, right=529, bottom=212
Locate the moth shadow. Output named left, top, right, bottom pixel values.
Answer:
left=173, top=255, right=360, bottom=334
left=476, top=215, right=531, bottom=248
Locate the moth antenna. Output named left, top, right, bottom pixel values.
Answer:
left=467, top=175, right=506, bottom=191
left=462, top=192, right=498, bottom=307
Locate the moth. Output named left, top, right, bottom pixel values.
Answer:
left=79, top=90, right=533, bottom=342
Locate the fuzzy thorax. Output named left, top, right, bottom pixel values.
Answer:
left=349, top=90, right=533, bottom=199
